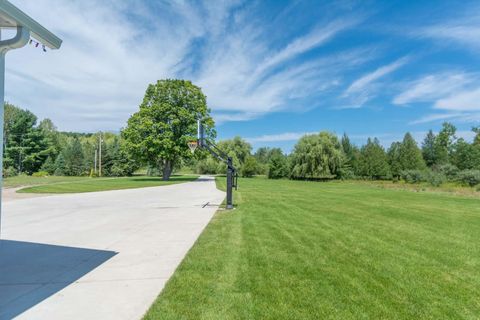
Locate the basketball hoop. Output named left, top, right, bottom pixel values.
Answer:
left=187, top=140, right=198, bottom=153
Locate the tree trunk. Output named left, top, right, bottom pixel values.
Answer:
left=162, top=159, right=172, bottom=181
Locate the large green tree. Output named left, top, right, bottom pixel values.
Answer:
left=3, top=103, right=50, bottom=174
left=434, top=122, right=456, bottom=165
left=358, top=138, right=390, bottom=179
left=400, top=133, right=426, bottom=170
left=422, top=130, right=436, bottom=167
left=290, top=132, right=345, bottom=179
left=122, top=79, right=214, bottom=180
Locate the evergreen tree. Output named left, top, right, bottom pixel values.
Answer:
left=473, top=126, right=480, bottom=146
left=422, top=130, right=436, bottom=167
left=399, top=132, right=426, bottom=170
left=63, top=138, right=86, bottom=176
left=54, top=153, right=66, bottom=176
left=40, top=156, right=56, bottom=174
left=358, top=138, right=390, bottom=179
left=388, top=142, right=402, bottom=178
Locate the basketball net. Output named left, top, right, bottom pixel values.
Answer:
left=187, top=141, right=198, bottom=153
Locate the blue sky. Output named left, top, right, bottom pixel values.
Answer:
left=6, top=0, right=480, bottom=152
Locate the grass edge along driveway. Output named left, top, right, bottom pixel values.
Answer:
left=143, top=177, right=480, bottom=320
left=16, top=175, right=198, bottom=194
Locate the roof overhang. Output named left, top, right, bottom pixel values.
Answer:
left=0, top=0, right=62, bottom=49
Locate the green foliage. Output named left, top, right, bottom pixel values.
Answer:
left=456, top=170, right=480, bottom=187
left=425, top=170, right=447, bottom=187
left=32, top=171, right=49, bottom=177
left=216, top=137, right=252, bottom=169
left=340, top=134, right=359, bottom=178
left=389, top=133, right=425, bottom=177
left=388, top=141, right=402, bottom=177
left=473, top=126, right=480, bottom=145
left=3, top=103, right=51, bottom=174
left=434, top=122, right=456, bottom=165
left=196, top=156, right=222, bottom=174
left=122, top=79, right=214, bottom=180
left=422, top=130, right=436, bottom=167
left=401, top=133, right=426, bottom=170
left=401, top=170, right=425, bottom=184
left=358, top=138, right=391, bottom=179
left=290, top=132, right=345, bottom=179
left=241, top=156, right=258, bottom=178
left=53, top=153, right=66, bottom=176
left=267, top=150, right=288, bottom=179
left=453, top=138, right=480, bottom=170
left=40, top=156, right=56, bottom=175
left=3, top=166, right=17, bottom=178
left=63, top=137, right=86, bottom=176
left=434, top=164, right=459, bottom=180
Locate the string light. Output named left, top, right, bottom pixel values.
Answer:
left=28, top=38, right=47, bottom=53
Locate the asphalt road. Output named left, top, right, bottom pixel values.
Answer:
left=0, top=176, right=225, bottom=320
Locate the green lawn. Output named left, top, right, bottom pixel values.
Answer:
left=15, top=175, right=198, bottom=193
left=4, top=175, right=94, bottom=188
left=144, top=177, right=480, bottom=319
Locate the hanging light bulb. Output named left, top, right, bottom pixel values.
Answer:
left=42, top=45, right=46, bottom=52
left=35, top=42, right=39, bottom=48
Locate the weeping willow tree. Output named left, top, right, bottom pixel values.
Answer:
left=290, top=132, right=345, bottom=179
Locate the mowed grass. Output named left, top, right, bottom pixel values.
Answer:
left=4, top=175, right=94, bottom=188
left=16, top=175, right=198, bottom=193
left=144, top=177, right=480, bottom=320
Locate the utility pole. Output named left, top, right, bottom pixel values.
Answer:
left=98, top=132, right=102, bottom=177
left=94, top=149, right=98, bottom=176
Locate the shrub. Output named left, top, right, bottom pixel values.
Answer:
left=401, top=170, right=425, bottom=184
left=456, top=170, right=480, bottom=187
left=434, top=164, right=459, bottom=181
left=32, top=171, right=49, bottom=177
left=196, top=157, right=220, bottom=174
left=241, top=156, right=257, bottom=178
left=425, top=171, right=446, bottom=187
left=3, top=166, right=17, bottom=178
left=268, top=153, right=288, bottom=179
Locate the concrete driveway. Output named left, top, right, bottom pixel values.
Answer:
left=0, top=176, right=225, bottom=320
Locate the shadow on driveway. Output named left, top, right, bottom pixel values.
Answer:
left=0, top=240, right=116, bottom=319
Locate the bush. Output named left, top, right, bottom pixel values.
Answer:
left=32, top=171, right=49, bottom=177
left=425, top=171, right=446, bottom=187
left=456, top=170, right=480, bottom=187
left=401, top=170, right=425, bottom=184
left=3, top=166, right=17, bottom=178
left=268, top=153, right=288, bottom=179
left=434, top=164, right=459, bottom=181
left=241, top=156, right=257, bottom=178
left=196, top=157, right=221, bottom=174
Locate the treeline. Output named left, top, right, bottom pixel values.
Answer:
left=196, top=123, right=480, bottom=188
left=3, top=103, right=138, bottom=177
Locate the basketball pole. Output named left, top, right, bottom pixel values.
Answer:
left=196, top=119, right=236, bottom=209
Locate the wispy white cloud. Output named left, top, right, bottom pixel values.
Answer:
left=434, top=87, right=480, bottom=111
left=409, top=113, right=464, bottom=125
left=419, top=17, right=480, bottom=50
left=6, top=0, right=362, bottom=132
left=343, top=56, right=409, bottom=106
left=393, top=72, right=473, bottom=105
